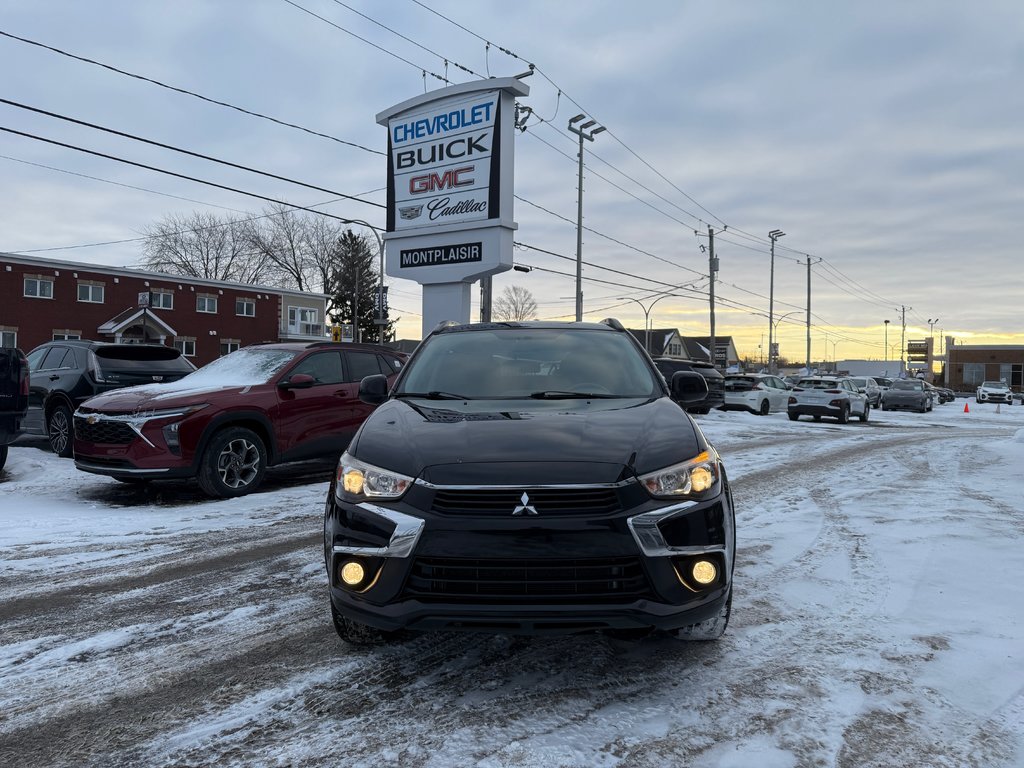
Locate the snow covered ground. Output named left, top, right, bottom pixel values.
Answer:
left=1, top=400, right=1022, bottom=767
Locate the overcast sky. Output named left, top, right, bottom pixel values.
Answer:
left=2, top=1, right=1022, bottom=361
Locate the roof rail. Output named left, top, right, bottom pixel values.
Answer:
left=431, top=320, right=462, bottom=334
left=600, top=317, right=626, bottom=331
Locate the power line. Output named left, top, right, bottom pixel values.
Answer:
left=0, top=125, right=386, bottom=231
left=0, top=98, right=385, bottom=210
left=0, top=28, right=384, bottom=155
left=0, top=153, right=250, bottom=214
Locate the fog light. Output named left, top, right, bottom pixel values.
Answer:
left=691, top=560, right=717, bottom=585
left=340, top=560, right=365, bottom=586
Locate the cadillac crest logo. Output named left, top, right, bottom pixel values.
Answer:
left=511, top=492, right=538, bottom=516
left=399, top=204, right=423, bottom=220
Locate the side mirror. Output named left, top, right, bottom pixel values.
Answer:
left=359, top=373, right=389, bottom=405
left=279, top=373, right=315, bottom=390
left=670, top=370, right=708, bottom=405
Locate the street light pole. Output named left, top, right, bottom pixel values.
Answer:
left=619, top=295, right=676, bottom=356
left=568, top=114, right=606, bottom=322
left=768, top=229, right=785, bottom=373
left=884, top=319, right=890, bottom=369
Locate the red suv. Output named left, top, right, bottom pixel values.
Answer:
left=73, top=342, right=405, bottom=497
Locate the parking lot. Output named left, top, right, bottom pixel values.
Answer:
left=1, top=403, right=1023, bottom=767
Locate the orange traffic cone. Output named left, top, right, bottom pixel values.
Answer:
left=963, top=402, right=970, bottom=413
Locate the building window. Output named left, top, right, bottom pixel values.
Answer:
left=236, top=298, right=255, bottom=317
left=287, top=306, right=320, bottom=335
left=152, top=290, right=174, bottom=309
left=1, top=329, right=16, bottom=347
left=53, top=331, right=82, bottom=341
left=77, top=283, right=105, bottom=303
left=197, top=295, right=218, bottom=313
left=962, top=362, right=984, bottom=388
left=174, top=337, right=196, bottom=357
left=24, top=277, right=54, bottom=299
left=219, top=340, right=240, bottom=356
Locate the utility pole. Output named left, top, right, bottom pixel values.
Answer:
left=568, top=114, right=605, bottom=322
left=804, top=255, right=812, bottom=375
left=768, top=229, right=785, bottom=373
left=480, top=276, right=492, bottom=323
left=900, top=305, right=907, bottom=377
left=708, top=227, right=718, bottom=369
left=884, top=319, right=890, bottom=372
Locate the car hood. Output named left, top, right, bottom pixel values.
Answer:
left=350, top=396, right=704, bottom=484
left=77, top=382, right=261, bottom=413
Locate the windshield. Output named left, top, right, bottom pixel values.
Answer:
left=398, top=328, right=660, bottom=399
left=892, top=380, right=923, bottom=391
left=796, top=379, right=838, bottom=389
left=152, top=347, right=298, bottom=390
left=981, top=381, right=1006, bottom=388
left=724, top=377, right=756, bottom=392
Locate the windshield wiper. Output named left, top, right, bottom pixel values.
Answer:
left=528, top=390, right=618, bottom=399
left=394, top=391, right=470, bottom=400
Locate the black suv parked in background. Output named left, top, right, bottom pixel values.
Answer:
left=652, top=357, right=725, bottom=414
left=324, top=319, right=736, bottom=644
left=24, top=340, right=195, bottom=456
left=0, top=347, right=29, bottom=471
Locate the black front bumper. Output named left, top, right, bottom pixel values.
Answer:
left=324, top=479, right=734, bottom=635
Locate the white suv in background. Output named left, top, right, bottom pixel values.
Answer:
left=976, top=380, right=1012, bottom=405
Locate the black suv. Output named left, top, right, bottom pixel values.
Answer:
left=0, top=347, right=29, bottom=471
left=24, top=340, right=195, bottom=456
left=652, top=357, right=725, bottom=414
left=323, top=319, right=736, bottom=644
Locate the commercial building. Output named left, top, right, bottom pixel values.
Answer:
left=945, top=343, right=1024, bottom=393
left=0, top=252, right=328, bottom=366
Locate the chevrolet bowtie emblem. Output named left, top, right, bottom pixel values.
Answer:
left=512, top=492, right=538, bottom=516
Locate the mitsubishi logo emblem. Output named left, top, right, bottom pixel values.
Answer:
left=512, top=492, right=538, bottom=516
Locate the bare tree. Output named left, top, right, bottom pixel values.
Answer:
left=141, top=211, right=271, bottom=284
left=492, top=285, right=538, bottom=321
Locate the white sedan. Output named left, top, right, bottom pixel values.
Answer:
left=721, top=374, right=791, bottom=415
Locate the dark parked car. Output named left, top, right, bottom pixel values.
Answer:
left=881, top=379, right=931, bottom=412
left=324, top=319, right=736, bottom=644
left=24, top=340, right=196, bottom=457
left=74, top=342, right=405, bottom=498
left=652, top=357, right=725, bottom=414
left=0, top=347, right=29, bottom=472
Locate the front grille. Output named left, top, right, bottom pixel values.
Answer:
left=431, top=488, right=620, bottom=516
left=74, top=417, right=136, bottom=444
left=403, top=556, right=652, bottom=604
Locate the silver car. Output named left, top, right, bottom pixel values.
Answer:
left=848, top=376, right=882, bottom=407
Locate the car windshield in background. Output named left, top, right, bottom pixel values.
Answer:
left=170, top=348, right=299, bottom=389
left=796, top=379, right=837, bottom=389
left=891, top=380, right=923, bottom=391
left=724, top=377, right=756, bottom=392
left=398, top=328, right=660, bottom=399
left=981, top=381, right=1007, bottom=388
left=92, top=347, right=194, bottom=374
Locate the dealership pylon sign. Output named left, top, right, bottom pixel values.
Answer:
left=377, top=77, right=529, bottom=337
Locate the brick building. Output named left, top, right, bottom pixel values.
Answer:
left=0, top=252, right=328, bottom=366
left=945, top=343, right=1024, bottom=393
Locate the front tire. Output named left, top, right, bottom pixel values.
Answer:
left=0, top=444, right=7, bottom=471
left=197, top=427, right=267, bottom=498
left=47, top=403, right=74, bottom=457
left=330, top=600, right=405, bottom=645
left=671, top=588, right=732, bottom=641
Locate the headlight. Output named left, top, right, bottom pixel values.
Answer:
left=639, top=450, right=721, bottom=500
left=337, top=452, right=413, bottom=501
